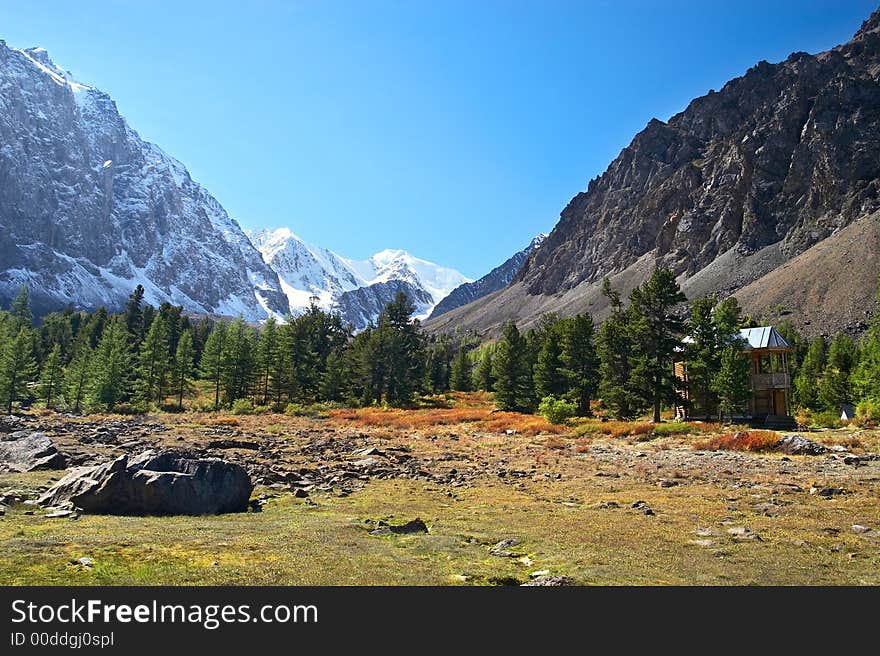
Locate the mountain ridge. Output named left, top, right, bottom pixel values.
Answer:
left=426, top=6, right=880, bottom=338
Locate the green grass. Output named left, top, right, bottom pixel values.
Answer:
left=2, top=471, right=878, bottom=585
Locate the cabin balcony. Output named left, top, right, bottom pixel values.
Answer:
left=750, top=372, right=790, bottom=390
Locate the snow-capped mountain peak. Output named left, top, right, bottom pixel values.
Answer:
left=248, top=229, right=471, bottom=327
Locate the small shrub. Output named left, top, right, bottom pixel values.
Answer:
left=573, top=437, right=592, bottom=453
left=795, top=407, right=812, bottom=430
left=855, top=399, right=879, bottom=427
left=538, top=396, right=577, bottom=425
left=231, top=398, right=255, bottom=415
left=694, top=430, right=779, bottom=452
left=285, top=402, right=330, bottom=419
left=811, top=410, right=841, bottom=429
left=211, top=416, right=239, bottom=427
left=650, top=421, right=694, bottom=437
left=630, top=422, right=654, bottom=436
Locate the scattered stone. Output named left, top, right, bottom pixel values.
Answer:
left=206, top=439, right=260, bottom=450
left=631, top=500, right=655, bottom=515
left=350, top=447, right=384, bottom=457
left=843, top=455, right=863, bottom=466
left=518, top=556, right=534, bottom=566
left=38, top=450, right=253, bottom=515
left=489, top=538, right=521, bottom=557
left=689, top=539, right=715, bottom=547
left=775, top=434, right=827, bottom=456
left=44, top=509, right=74, bottom=518
left=595, top=501, right=619, bottom=509
left=809, top=486, right=847, bottom=497
left=530, top=569, right=550, bottom=577
left=77, top=557, right=94, bottom=568
left=370, top=518, right=429, bottom=536
left=693, top=528, right=717, bottom=537
left=293, top=488, right=309, bottom=498
left=727, top=526, right=763, bottom=541
left=0, top=432, right=67, bottom=472
left=451, top=574, right=469, bottom=583
left=521, top=575, right=573, bottom=586
left=505, top=429, right=517, bottom=436
left=851, top=525, right=871, bottom=534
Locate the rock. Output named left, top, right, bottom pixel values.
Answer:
left=518, top=556, right=534, bottom=566
left=0, top=432, right=67, bottom=472
left=631, top=500, right=655, bottom=515
left=352, top=457, right=380, bottom=468
left=843, top=455, right=863, bottom=466
left=775, top=434, right=827, bottom=455
left=44, top=509, right=74, bottom=518
left=689, top=539, right=715, bottom=547
left=595, top=501, right=620, bottom=509
left=37, top=450, right=253, bottom=515
left=293, top=488, right=309, bottom=498
left=505, top=430, right=517, bottom=436
left=521, top=575, right=573, bottom=586
left=852, top=525, right=871, bottom=534
left=77, top=557, right=94, bottom=568
left=809, top=486, right=847, bottom=497
left=350, top=447, right=384, bottom=457
left=0, top=505, right=5, bottom=516
left=530, top=569, right=550, bottom=577
left=206, top=439, right=259, bottom=450
left=727, top=526, right=763, bottom=541
left=489, top=538, right=521, bottom=557
left=370, top=518, right=429, bottom=536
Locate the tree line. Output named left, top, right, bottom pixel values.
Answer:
left=1, top=269, right=879, bottom=422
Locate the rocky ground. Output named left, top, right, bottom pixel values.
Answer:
left=1, top=410, right=878, bottom=585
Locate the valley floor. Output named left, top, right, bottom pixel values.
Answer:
left=1, top=396, right=878, bottom=585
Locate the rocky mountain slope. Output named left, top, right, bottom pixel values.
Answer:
left=427, top=234, right=546, bottom=320
left=0, top=42, right=289, bottom=320
left=248, top=228, right=469, bottom=329
left=426, top=8, right=880, bottom=338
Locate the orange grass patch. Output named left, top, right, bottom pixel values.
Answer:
left=694, top=429, right=779, bottom=452
left=329, top=405, right=563, bottom=435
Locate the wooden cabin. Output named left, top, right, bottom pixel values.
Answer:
left=675, top=326, right=794, bottom=428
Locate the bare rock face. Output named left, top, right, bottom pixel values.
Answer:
left=0, top=43, right=288, bottom=319
left=0, top=431, right=66, bottom=472
left=428, top=234, right=546, bottom=320
left=38, top=450, right=253, bottom=515
left=514, top=9, right=880, bottom=304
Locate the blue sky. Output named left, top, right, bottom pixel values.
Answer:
left=2, top=1, right=877, bottom=278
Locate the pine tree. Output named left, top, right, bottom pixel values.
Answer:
left=853, top=273, right=880, bottom=404
left=818, top=333, right=858, bottom=411
left=135, top=314, right=170, bottom=405
left=533, top=322, right=567, bottom=400
left=256, top=316, right=278, bottom=404
left=596, top=278, right=642, bottom=420
left=685, top=297, right=721, bottom=419
left=628, top=267, right=687, bottom=423
left=320, top=348, right=349, bottom=402
left=560, top=314, right=599, bottom=416
left=0, top=327, right=38, bottom=413
left=65, top=343, right=92, bottom=414
left=794, top=336, right=826, bottom=410
left=171, top=330, right=195, bottom=410
left=39, top=344, right=64, bottom=409
left=473, top=349, right=495, bottom=392
left=221, top=317, right=256, bottom=404
left=712, top=345, right=751, bottom=420
left=124, top=284, right=146, bottom=340
left=89, top=318, right=131, bottom=411
left=491, top=323, right=534, bottom=412
left=450, top=346, right=472, bottom=392
left=9, top=285, right=32, bottom=329
left=200, top=321, right=227, bottom=410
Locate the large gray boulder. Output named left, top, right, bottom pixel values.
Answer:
left=38, top=450, right=253, bottom=515
left=0, top=431, right=67, bottom=472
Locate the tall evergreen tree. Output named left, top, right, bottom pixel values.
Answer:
left=0, top=327, right=38, bottom=413
left=794, top=336, right=826, bottom=410
left=818, top=333, right=858, bottom=411
left=685, top=296, right=720, bottom=419
left=491, top=322, right=534, bottom=412
left=561, top=314, right=599, bottom=416
left=473, top=349, right=495, bottom=392
left=89, top=318, right=131, bottom=411
left=533, top=322, right=567, bottom=400
left=9, top=285, right=32, bottom=329
left=320, top=347, right=349, bottom=402
left=596, top=278, right=642, bottom=420
left=65, top=343, right=92, bottom=414
left=221, top=317, right=256, bottom=404
left=256, top=316, right=279, bottom=404
left=124, top=284, right=146, bottom=340
left=135, top=314, right=170, bottom=404
left=39, top=344, right=64, bottom=409
left=200, top=321, right=227, bottom=410
left=171, top=330, right=195, bottom=410
left=712, top=345, right=751, bottom=420
left=450, top=345, right=472, bottom=392
left=628, top=267, right=686, bottom=423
